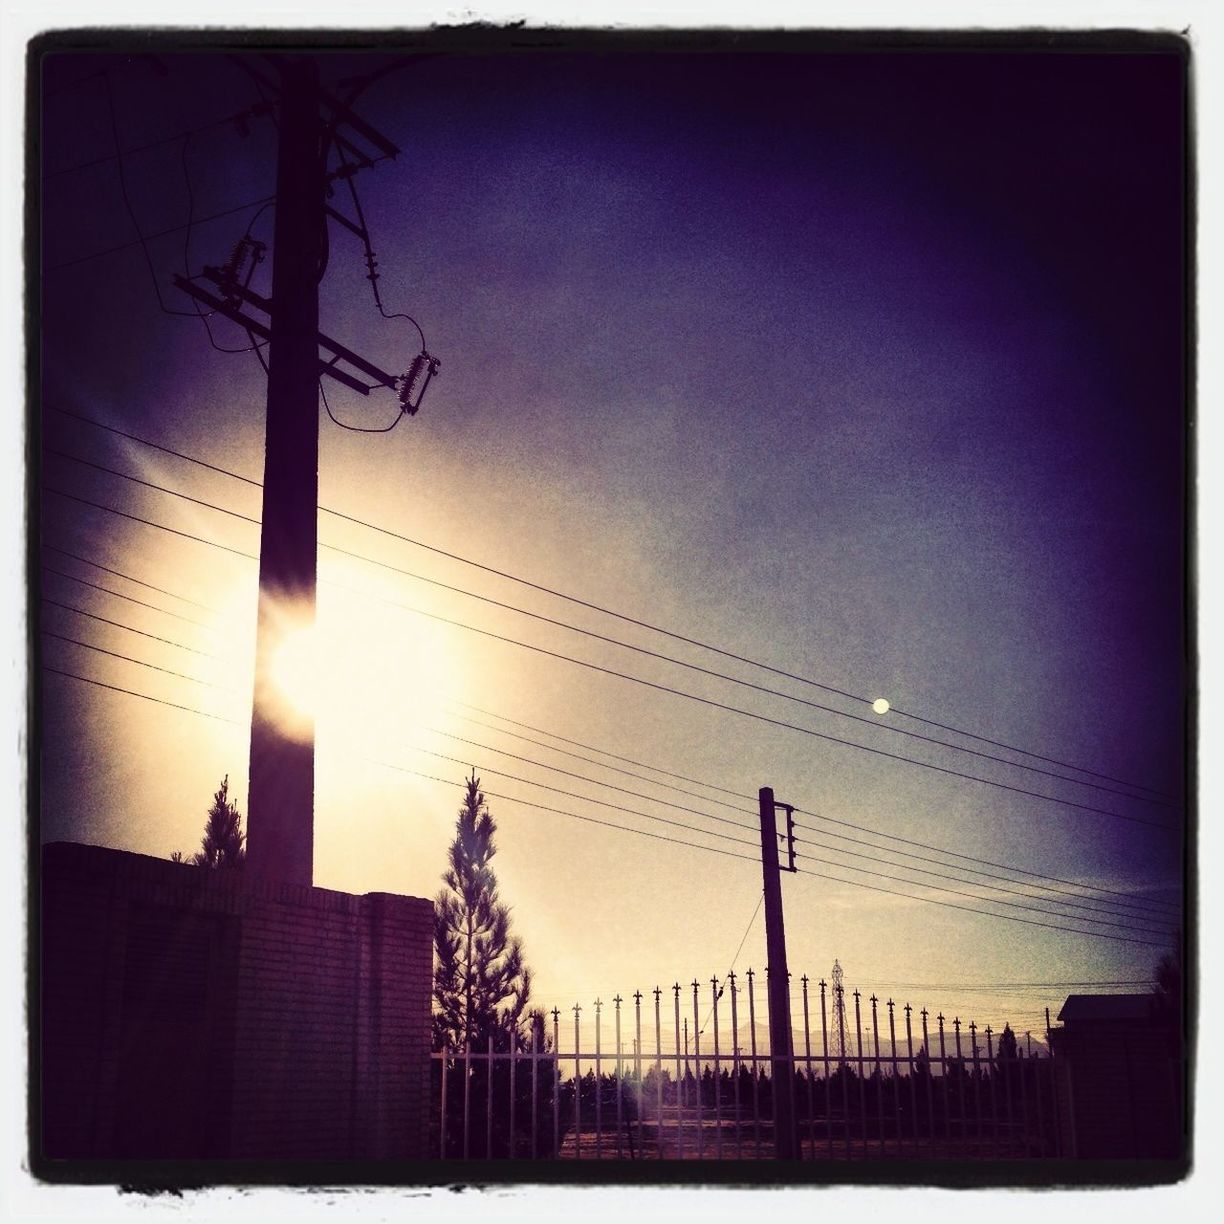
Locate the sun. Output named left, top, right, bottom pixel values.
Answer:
left=261, top=589, right=462, bottom=754
left=271, top=626, right=321, bottom=722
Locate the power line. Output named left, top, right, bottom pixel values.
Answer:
left=792, top=839, right=1172, bottom=934
left=792, top=865, right=1165, bottom=949
left=444, top=710, right=757, bottom=817
left=423, top=728, right=757, bottom=834
left=699, top=892, right=765, bottom=1036
left=43, top=630, right=226, bottom=690
left=43, top=486, right=258, bottom=562
left=40, top=569, right=1178, bottom=932
left=42, top=596, right=214, bottom=657
left=44, top=195, right=277, bottom=273
left=42, top=405, right=1176, bottom=802
left=448, top=706, right=1179, bottom=921
left=41, top=563, right=218, bottom=631
left=42, top=662, right=756, bottom=867
left=43, top=665, right=238, bottom=725
left=39, top=446, right=1181, bottom=831
left=40, top=604, right=753, bottom=850
left=448, top=700, right=757, bottom=804
left=42, top=563, right=1182, bottom=942
left=48, top=534, right=1173, bottom=924
left=43, top=103, right=271, bottom=181
left=791, top=819, right=1177, bottom=923
left=42, top=660, right=1169, bottom=949
left=41, top=543, right=221, bottom=613
left=374, top=759, right=761, bottom=866
left=404, top=743, right=760, bottom=852
left=794, top=807, right=1179, bottom=917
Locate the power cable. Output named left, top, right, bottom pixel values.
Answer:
left=43, top=665, right=238, bottom=725
left=43, top=102, right=270, bottom=182
left=699, top=892, right=765, bottom=1036
left=423, top=728, right=756, bottom=834
left=791, top=839, right=1172, bottom=934
left=42, top=660, right=1170, bottom=947
left=404, top=744, right=759, bottom=851
left=792, top=865, right=1165, bottom=949
left=319, top=378, right=403, bottom=434
left=794, top=807, right=1179, bottom=917
left=42, top=404, right=1177, bottom=803
left=42, top=596, right=214, bottom=657
left=41, top=543, right=221, bottom=613
left=443, top=711, right=757, bottom=818
left=44, top=195, right=277, bottom=273
left=39, top=560, right=1180, bottom=931
left=447, top=700, right=757, bottom=804
left=790, top=819, right=1176, bottom=923
left=103, top=72, right=207, bottom=320
left=40, top=438, right=1180, bottom=828
left=43, top=630, right=225, bottom=690
left=42, top=563, right=219, bottom=631
left=336, top=144, right=426, bottom=350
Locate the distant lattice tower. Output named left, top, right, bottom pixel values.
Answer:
left=831, top=959, right=848, bottom=1069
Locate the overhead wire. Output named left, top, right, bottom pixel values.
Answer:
left=698, top=892, right=765, bottom=1037
left=42, top=405, right=1179, bottom=804
left=41, top=648, right=1173, bottom=948
left=42, top=596, right=214, bottom=657
left=40, top=434, right=1181, bottom=829
left=37, top=541, right=1181, bottom=927
left=43, top=102, right=270, bottom=182
left=790, top=818, right=1176, bottom=923
left=43, top=631, right=225, bottom=690
left=320, top=378, right=403, bottom=433
left=447, top=700, right=757, bottom=804
left=103, top=71, right=213, bottom=320
left=791, top=864, right=1165, bottom=949
left=41, top=562, right=220, bottom=631
left=44, top=194, right=278, bottom=274
left=41, top=542, right=222, bottom=613
left=790, top=839, right=1173, bottom=934
left=420, top=728, right=757, bottom=834
left=38, top=560, right=1175, bottom=930
left=178, top=131, right=266, bottom=356
left=793, top=807, right=1179, bottom=917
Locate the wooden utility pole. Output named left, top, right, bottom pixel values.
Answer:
left=246, top=58, right=325, bottom=886
left=759, top=785, right=798, bottom=1159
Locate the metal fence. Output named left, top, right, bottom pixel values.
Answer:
left=431, top=969, right=1061, bottom=1160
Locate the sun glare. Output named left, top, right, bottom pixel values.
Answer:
left=271, top=626, right=321, bottom=721
left=262, top=592, right=462, bottom=754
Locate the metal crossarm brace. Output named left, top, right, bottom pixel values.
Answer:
left=170, top=275, right=374, bottom=394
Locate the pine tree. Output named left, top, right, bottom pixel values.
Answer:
left=995, top=1023, right=1018, bottom=1064
left=433, top=771, right=531, bottom=1051
left=172, top=775, right=246, bottom=868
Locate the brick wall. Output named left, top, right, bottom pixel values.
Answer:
left=40, top=841, right=434, bottom=1162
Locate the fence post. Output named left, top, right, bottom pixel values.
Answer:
left=758, top=787, right=798, bottom=1160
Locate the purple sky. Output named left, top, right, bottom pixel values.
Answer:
left=37, top=40, right=1187, bottom=1038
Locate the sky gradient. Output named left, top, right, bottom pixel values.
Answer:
left=37, top=38, right=1188, bottom=1047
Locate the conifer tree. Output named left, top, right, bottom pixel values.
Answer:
left=172, top=775, right=246, bottom=868
left=433, top=771, right=531, bottom=1051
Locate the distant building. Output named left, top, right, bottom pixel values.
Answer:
left=1048, top=993, right=1183, bottom=1161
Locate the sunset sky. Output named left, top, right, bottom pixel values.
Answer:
left=36, top=39, right=1188, bottom=1052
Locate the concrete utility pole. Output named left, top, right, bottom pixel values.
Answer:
left=759, top=786, right=798, bottom=1159
left=247, top=58, right=325, bottom=887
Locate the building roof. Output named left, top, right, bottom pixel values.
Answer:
left=1057, top=993, right=1155, bottom=1023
